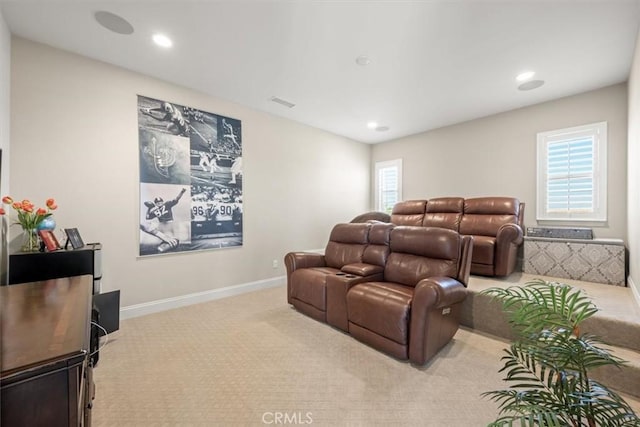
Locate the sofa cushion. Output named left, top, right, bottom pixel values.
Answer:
left=459, top=197, right=520, bottom=237
left=347, top=282, right=414, bottom=345
left=390, top=200, right=426, bottom=226
left=290, top=267, right=339, bottom=310
left=384, top=227, right=460, bottom=286
left=341, top=263, right=384, bottom=276
left=470, top=235, right=495, bottom=265
left=422, top=197, right=464, bottom=231
left=363, top=222, right=394, bottom=267
left=324, top=223, right=369, bottom=268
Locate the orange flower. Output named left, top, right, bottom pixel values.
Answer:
left=2, top=196, right=58, bottom=231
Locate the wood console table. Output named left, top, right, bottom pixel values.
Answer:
left=1, top=275, right=94, bottom=426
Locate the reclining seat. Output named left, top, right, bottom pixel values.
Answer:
left=390, top=200, right=427, bottom=226
left=285, top=223, right=370, bottom=323
left=459, top=197, right=524, bottom=277
left=346, top=226, right=473, bottom=365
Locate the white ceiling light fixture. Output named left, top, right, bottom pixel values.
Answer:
left=367, top=121, right=378, bottom=129
left=94, top=11, right=134, bottom=35
left=516, top=71, right=535, bottom=82
left=518, top=80, right=545, bottom=91
left=152, top=33, right=173, bottom=48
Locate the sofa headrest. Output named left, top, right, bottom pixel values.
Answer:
left=464, top=197, right=520, bottom=216
left=390, top=226, right=460, bottom=260
left=425, top=197, right=464, bottom=213
left=391, top=200, right=427, bottom=226
left=350, top=211, right=391, bottom=223
left=368, top=222, right=394, bottom=245
left=391, top=200, right=427, bottom=215
left=329, top=223, right=370, bottom=244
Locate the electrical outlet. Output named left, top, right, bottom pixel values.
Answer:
left=272, top=259, right=278, bottom=269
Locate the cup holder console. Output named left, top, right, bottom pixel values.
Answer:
left=336, top=272, right=357, bottom=279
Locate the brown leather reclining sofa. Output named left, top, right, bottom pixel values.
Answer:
left=285, top=222, right=473, bottom=364
left=390, top=197, right=524, bottom=277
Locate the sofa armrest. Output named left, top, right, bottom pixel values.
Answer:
left=412, top=277, right=467, bottom=310
left=409, top=277, right=467, bottom=364
left=494, top=223, right=524, bottom=276
left=326, top=272, right=384, bottom=331
left=284, top=252, right=326, bottom=273
left=284, top=252, right=326, bottom=304
left=341, top=263, right=384, bottom=276
left=496, top=222, right=523, bottom=246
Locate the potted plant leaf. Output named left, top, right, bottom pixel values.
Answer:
left=482, top=278, right=640, bottom=426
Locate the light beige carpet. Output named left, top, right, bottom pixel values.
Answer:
left=92, top=281, right=640, bottom=426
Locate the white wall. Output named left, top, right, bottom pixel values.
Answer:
left=0, top=9, right=9, bottom=283
left=628, top=27, right=640, bottom=299
left=372, top=84, right=628, bottom=240
left=10, top=38, right=371, bottom=306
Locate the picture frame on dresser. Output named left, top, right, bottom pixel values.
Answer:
left=38, top=230, right=61, bottom=252
left=64, top=228, right=85, bottom=250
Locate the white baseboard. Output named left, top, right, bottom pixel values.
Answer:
left=629, top=276, right=640, bottom=309
left=120, top=275, right=286, bottom=320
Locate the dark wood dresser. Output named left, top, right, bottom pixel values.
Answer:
left=1, top=275, right=94, bottom=426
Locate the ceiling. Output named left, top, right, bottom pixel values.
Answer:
left=1, top=1, right=639, bottom=144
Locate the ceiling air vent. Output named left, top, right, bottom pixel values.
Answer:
left=269, top=96, right=295, bottom=109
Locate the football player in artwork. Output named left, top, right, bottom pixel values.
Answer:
left=140, top=101, right=190, bottom=136
left=140, top=187, right=187, bottom=253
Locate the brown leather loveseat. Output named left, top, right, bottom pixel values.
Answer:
left=285, top=222, right=473, bottom=364
left=390, top=197, right=524, bottom=277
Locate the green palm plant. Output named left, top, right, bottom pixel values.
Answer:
left=482, top=278, right=640, bottom=427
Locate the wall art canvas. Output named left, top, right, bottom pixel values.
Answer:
left=138, top=95, right=243, bottom=256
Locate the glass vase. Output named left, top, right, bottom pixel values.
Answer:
left=21, top=228, right=39, bottom=252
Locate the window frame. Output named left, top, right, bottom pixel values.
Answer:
left=374, top=159, right=402, bottom=214
left=536, top=121, right=607, bottom=222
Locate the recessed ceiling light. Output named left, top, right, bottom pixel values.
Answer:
left=367, top=121, right=378, bottom=129
left=356, top=55, right=371, bottom=66
left=94, top=11, right=134, bottom=35
left=516, top=71, right=535, bottom=82
left=518, top=80, right=545, bottom=91
left=152, top=33, right=173, bottom=48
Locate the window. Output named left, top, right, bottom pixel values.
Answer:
left=536, top=122, right=607, bottom=222
left=374, top=159, right=402, bottom=213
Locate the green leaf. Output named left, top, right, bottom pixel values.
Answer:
left=481, top=279, right=640, bottom=426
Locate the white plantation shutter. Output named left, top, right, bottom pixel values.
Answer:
left=537, top=122, right=607, bottom=221
left=375, top=159, right=402, bottom=213
left=547, top=137, right=594, bottom=212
